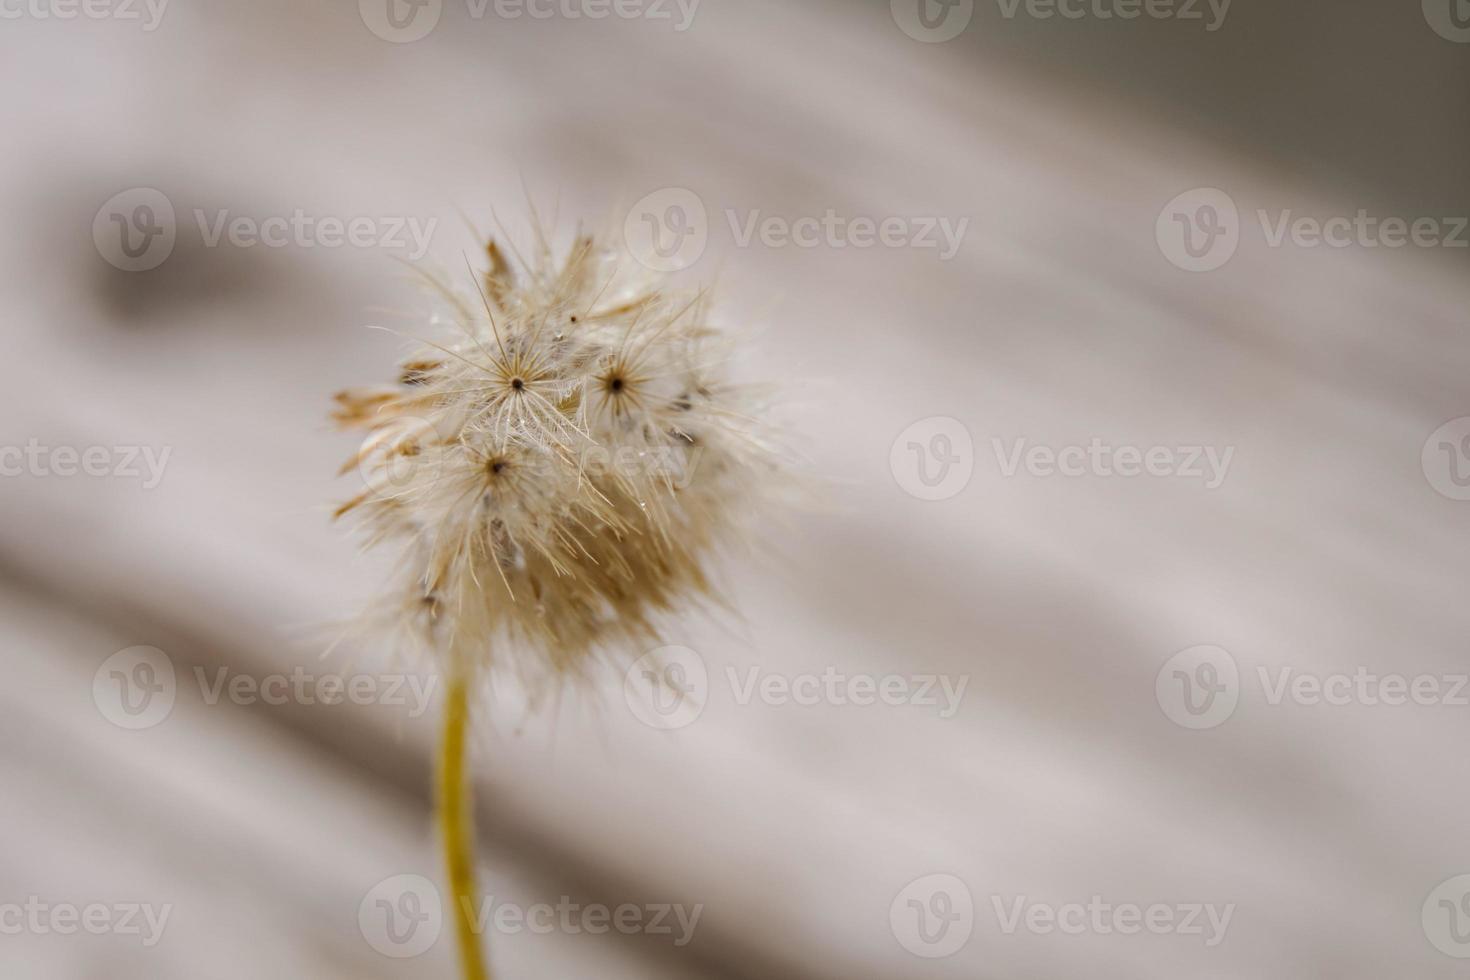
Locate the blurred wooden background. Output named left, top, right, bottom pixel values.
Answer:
left=2, top=0, right=1470, bottom=977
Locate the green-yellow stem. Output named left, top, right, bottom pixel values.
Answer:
left=438, top=667, right=490, bottom=980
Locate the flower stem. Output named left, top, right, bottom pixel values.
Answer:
left=439, top=665, right=490, bottom=980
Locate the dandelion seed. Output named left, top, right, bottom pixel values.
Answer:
left=331, top=221, right=785, bottom=980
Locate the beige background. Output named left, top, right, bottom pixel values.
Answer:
left=3, top=0, right=1470, bottom=977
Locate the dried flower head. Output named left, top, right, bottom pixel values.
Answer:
left=332, top=227, right=781, bottom=694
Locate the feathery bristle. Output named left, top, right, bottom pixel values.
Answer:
left=334, top=228, right=781, bottom=693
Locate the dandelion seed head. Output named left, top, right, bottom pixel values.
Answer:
left=332, top=227, right=783, bottom=693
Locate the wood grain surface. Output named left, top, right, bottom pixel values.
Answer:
left=2, top=1, right=1469, bottom=977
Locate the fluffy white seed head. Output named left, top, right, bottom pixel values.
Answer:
left=333, top=229, right=781, bottom=693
